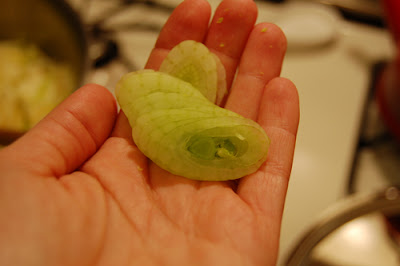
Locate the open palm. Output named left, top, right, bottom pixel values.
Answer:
left=0, top=0, right=299, bottom=265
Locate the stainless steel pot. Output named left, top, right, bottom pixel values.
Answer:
left=0, top=0, right=88, bottom=144
left=0, top=0, right=88, bottom=84
left=285, top=187, right=400, bottom=265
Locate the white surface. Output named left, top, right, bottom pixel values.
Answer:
left=276, top=2, right=340, bottom=50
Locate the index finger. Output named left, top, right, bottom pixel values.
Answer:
left=145, top=0, right=212, bottom=70
left=204, top=0, right=258, bottom=88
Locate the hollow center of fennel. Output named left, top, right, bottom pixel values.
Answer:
left=186, top=135, right=247, bottom=160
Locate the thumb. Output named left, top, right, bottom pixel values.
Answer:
left=2, top=84, right=117, bottom=177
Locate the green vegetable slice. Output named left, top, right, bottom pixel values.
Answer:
left=116, top=41, right=270, bottom=181
left=159, top=40, right=227, bottom=105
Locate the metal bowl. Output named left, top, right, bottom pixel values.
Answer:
left=285, top=187, right=400, bottom=265
left=0, top=0, right=88, bottom=144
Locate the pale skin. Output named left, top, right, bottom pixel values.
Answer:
left=0, top=0, right=299, bottom=265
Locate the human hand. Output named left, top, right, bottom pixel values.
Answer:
left=0, top=0, right=299, bottom=265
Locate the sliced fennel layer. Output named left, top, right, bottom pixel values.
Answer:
left=159, top=40, right=227, bottom=105
left=116, top=70, right=270, bottom=181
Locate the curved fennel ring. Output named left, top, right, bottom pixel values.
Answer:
left=116, top=40, right=270, bottom=181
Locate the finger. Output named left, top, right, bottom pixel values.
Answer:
left=237, top=77, right=299, bottom=219
left=3, top=84, right=117, bottom=177
left=145, top=0, right=212, bottom=70
left=204, top=0, right=258, bottom=88
left=224, top=23, right=287, bottom=120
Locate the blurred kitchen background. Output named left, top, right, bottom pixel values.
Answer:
left=2, top=0, right=400, bottom=264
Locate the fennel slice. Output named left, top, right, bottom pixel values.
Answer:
left=211, top=53, right=228, bottom=105
left=116, top=70, right=206, bottom=120
left=150, top=116, right=269, bottom=181
left=159, top=40, right=227, bottom=105
left=116, top=69, right=270, bottom=181
left=132, top=107, right=240, bottom=156
left=115, top=69, right=205, bottom=102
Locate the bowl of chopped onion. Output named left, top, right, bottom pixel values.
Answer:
left=0, top=0, right=88, bottom=144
